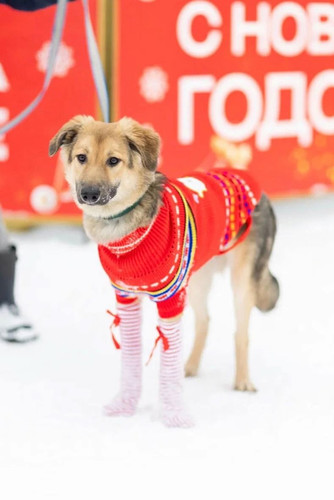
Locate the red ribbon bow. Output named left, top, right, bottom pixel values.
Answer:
left=106, top=309, right=121, bottom=349
left=106, top=312, right=170, bottom=365
left=145, top=326, right=170, bottom=366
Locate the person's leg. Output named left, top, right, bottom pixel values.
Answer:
left=0, top=211, right=16, bottom=305
left=0, top=211, right=10, bottom=252
left=0, top=212, right=38, bottom=342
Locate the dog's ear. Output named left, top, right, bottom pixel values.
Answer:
left=119, top=117, right=160, bottom=171
left=49, top=115, right=94, bottom=157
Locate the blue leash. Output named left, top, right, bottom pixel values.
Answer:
left=81, top=0, right=109, bottom=123
left=0, top=0, right=109, bottom=136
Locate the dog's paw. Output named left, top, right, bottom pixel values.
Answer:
left=103, top=394, right=138, bottom=417
left=234, top=379, right=257, bottom=392
left=161, top=408, right=195, bottom=428
left=184, top=362, right=198, bottom=377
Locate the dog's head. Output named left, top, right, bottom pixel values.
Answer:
left=49, top=116, right=160, bottom=218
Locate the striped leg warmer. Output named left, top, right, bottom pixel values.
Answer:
left=104, top=299, right=142, bottom=417
left=159, top=317, right=194, bottom=428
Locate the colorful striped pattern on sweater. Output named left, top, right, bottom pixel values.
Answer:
left=110, top=184, right=197, bottom=302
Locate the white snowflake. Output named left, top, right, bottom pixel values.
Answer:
left=36, top=41, right=75, bottom=78
left=310, top=183, right=329, bottom=196
left=139, top=66, right=169, bottom=103
left=30, top=185, right=58, bottom=214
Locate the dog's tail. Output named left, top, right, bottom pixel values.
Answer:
left=251, top=197, right=280, bottom=312
left=255, top=269, right=279, bottom=312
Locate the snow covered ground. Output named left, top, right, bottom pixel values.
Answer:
left=1, top=195, right=334, bottom=500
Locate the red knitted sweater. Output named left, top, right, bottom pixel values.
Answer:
left=98, top=168, right=261, bottom=318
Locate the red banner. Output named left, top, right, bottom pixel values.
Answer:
left=0, top=1, right=98, bottom=219
left=114, top=0, right=334, bottom=198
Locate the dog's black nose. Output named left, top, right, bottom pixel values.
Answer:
left=79, top=185, right=101, bottom=205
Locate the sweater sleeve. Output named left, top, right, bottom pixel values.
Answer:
left=156, top=287, right=187, bottom=319
left=115, top=292, right=139, bottom=305
left=115, top=288, right=187, bottom=317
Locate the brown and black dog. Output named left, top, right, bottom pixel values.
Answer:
left=49, top=116, right=279, bottom=426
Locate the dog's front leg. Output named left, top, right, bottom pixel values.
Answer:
left=158, top=315, right=194, bottom=428
left=104, top=297, right=142, bottom=417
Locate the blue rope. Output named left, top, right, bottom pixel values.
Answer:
left=0, top=0, right=110, bottom=135
left=81, top=0, right=109, bottom=122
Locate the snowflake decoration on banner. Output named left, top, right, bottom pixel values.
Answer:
left=139, top=67, right=169, bottom=103
left=310, top=184, right=329, bottom=196
left=30, top=185, right=58, bottom=214
left=36, top=41, right=75, bottom=78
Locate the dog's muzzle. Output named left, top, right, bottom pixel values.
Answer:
left=77, top=184, right=118, bottom=206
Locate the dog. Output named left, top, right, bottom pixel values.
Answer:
left=49, top=116, right=279, bottom=428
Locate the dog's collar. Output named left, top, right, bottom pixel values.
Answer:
left=101, top=193, right=146, bottom=221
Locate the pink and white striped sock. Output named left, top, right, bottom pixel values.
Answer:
left=104, top=300, right=142, bottom=417
left=159, top=317, right=194, bottom=428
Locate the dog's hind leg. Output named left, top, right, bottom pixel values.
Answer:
left=185, top=259, right=220, bottom=377
left=104, top=298, right=142, bottom=417
left=229, top=240, right=257, bottom=392
left=229, top=194, right=279, bottom=392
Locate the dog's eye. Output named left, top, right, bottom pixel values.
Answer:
left=77, top=154, right=87, bottom=164
left=107, top=157, right=120, bottom=167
